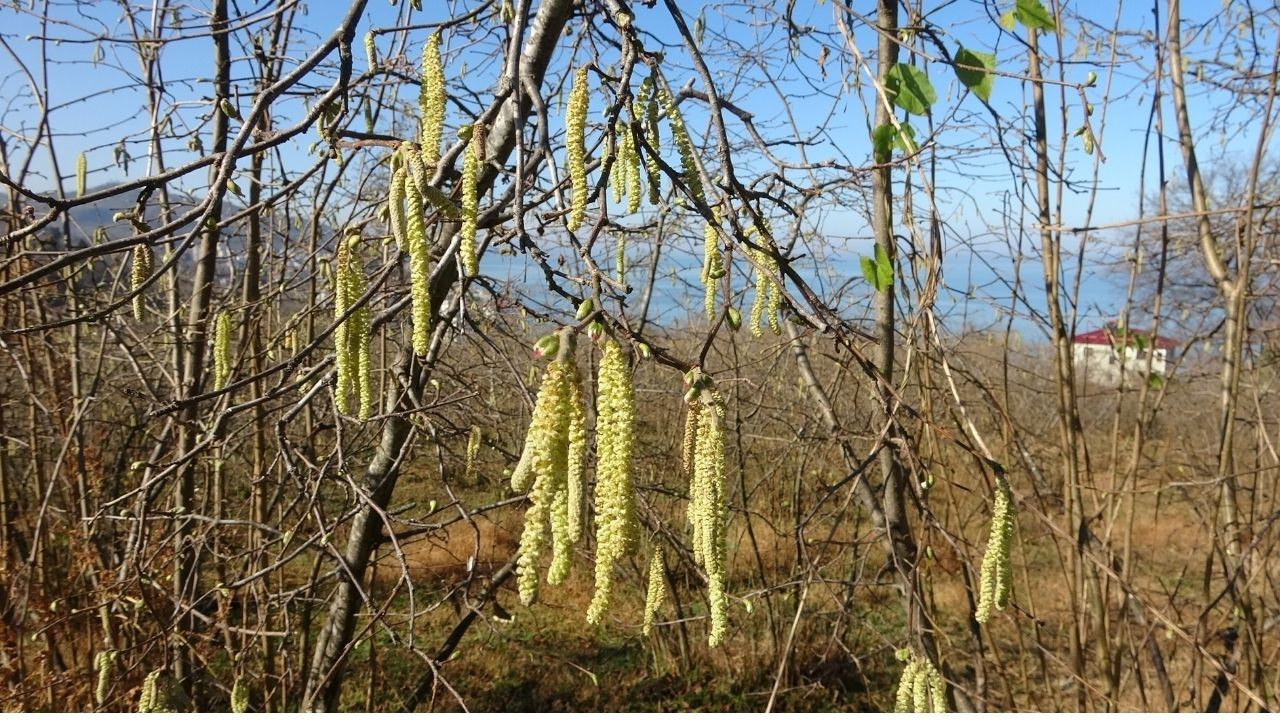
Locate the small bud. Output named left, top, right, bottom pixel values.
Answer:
left=587, top=320, right=604, bottom=342
left=726, top=307, right=742, bottom=331
left=219, top=97, right=241, bottom=120
left=575, top=298, right=595, bottom=321
left=533, top=333, right=560, bottom=358
left=1085, top=70, right=1097, bottom=87
left=636, top=342, right=652, bottom=360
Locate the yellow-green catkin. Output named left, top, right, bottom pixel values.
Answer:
left=213, top=310, right=232, bottom=389
left=137, top=669, right=178, bottom=712
left=747, top=222, right=782, bottom=336
left=138, top=669, right=159, bottom=712
left=364, top=31, right=378, bottom=72
left=565, top=66, right=590, bottom=231
left=611, top=128, right=628, bottom=205
left=566, top=370, right=588, bottom=543
left=638, top=76, right=662, bottom=205
left=516, top=358, right=574, bottom=604
left=689, top=389, right=728, bottom=646
left=975, top=472, right=1016, bottom=624
left=547, top=361, right=585, bottom=585
left=95, top=650, right=115, bottom=704
left=230, top=677, right=249, bottom=713
left=419, top=31, right=446, bottom=167
left=660, top=87, right=703, bottom=205
left=615, top=233, right=627, bottom=285
left=587, top=339, right=638, bottom=624
left=701, top=215, right=722, bottom=321
left=388, top=157, right=408, bottom=252
left=459, top=123, right=484, bottom=278
left=893, top=650, right=946, bottom=712
left=682, top=401, right=700, bottom=480
left=333, top=238, right=373, bottom=419
left=403, top=158, right=432, bottom=356
left=642, top=547, right=667, bottom=636
left=131, top=243, right=153, bottom=321
left=465, top=425, right=482, bottom=484
left=76, top=152, right=87, bottom=197
left=625, top=125, right=642, bottom=214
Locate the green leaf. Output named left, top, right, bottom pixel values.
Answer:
left=892, top=123, right=917, bottom=153
left=874, top=242, right=893, bottom=289
left=998, top=9, right=1016, bottom=30
left=871, top=123, right=916, bottom=162
left=1014, top=0, right=1056, bottom=32
left=954, top=47, right=995, bottom=101
left=884, top=63, right=936, bottom=116
left=871, top=124, right=895, bottom=163
left=1146, top=372, right=1164, bottom=389
left=860, top=255, right=879, bottom=290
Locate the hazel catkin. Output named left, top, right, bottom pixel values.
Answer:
left=419, top=32, right=446, bottom=167
left=893, top=650, right=947, bottom=712
left=660, top=86, right=703, bottom=205
left=76, top=152, right=87, bottom=197
left=230, top=677, right=249, bottom=713
left=975, top=472, right=1015, bottom=624
left=685, top=380, right=728, bottom=646
left=701, top=215, right=722, bottom=322
left=459, top=123, right=484, bottom=278
left=213, top=310, right=232, bottom=389
left=131, top=243, right=153, bottom=321
left=465, top=425, right=482, bottom=484
left=642, top=547, right=668, bottom=637
left=515, top=352, right=583, bottom=603
left=638, top=75, right=662, bottom=205
left=402, top=155, right=432, bottom=357
left=565, top=66, right=590, bottom=231
left=333, top=237, right=373, bottom=420
left=586, top=338, right=639, bottom=624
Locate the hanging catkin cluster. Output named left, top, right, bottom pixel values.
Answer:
left=747, top=222, right=782, bottom=336
left=636, top=75, right=662, bottom=205
left=333, top=237, right=374, bottom=420
left=514, top=341, right=587, bottom=604
left=213, top=310, right=232, bottom=389
left=565, top=66, right=590, bottom=231
left=587, top=339, right=639, bottom=624
left=465, top=425, right=482, bottom=484
left=131, top=243, right=153, bottom=321
left=395, top=144, right=432, bottom=356
left=459, top=122, right=485, bottom=277
left=364, top=31, right=378, bottom=71
left=230, top=677, right=249, bottom=713
left=76, top=152, right=87, bottom=197
left=975, top=472, right=1016, bottom=624
left=893, top=649, right=947, bottom=712
left=660, top=86, right=703, bottom=205
left=137, top=669, right=177, bottom=713
left=419, top=32, right=446, bottom=167
left=642, top=547, right=668, bottom=637
left=94, top=650, right=116, bottom=704
left=685, top=378, right=729, bottom=646
left=701, top=214, right=724, bottom=321
left=610, top=120, right=642, bottom=214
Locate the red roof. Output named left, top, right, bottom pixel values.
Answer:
left=1072, top=327, right=1177, bottom=349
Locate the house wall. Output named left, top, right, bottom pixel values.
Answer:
left=1073, top=343, right=1167, bottom=386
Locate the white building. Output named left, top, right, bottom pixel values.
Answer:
left=1072, top=326, right=1175, bottom=386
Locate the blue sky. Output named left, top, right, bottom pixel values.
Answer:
left=1, top=0, right=1271, bottom=337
